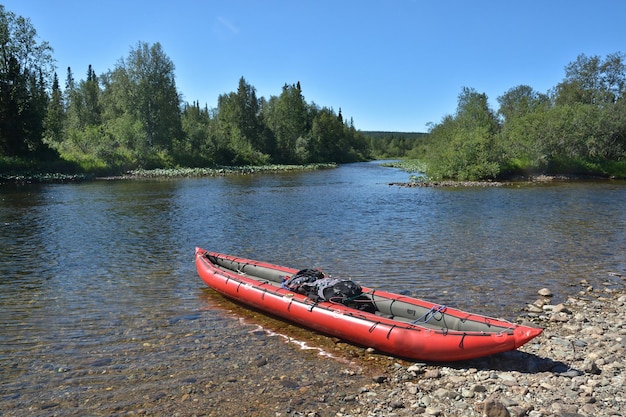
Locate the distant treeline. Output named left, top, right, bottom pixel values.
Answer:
left=2, top=5, right=625, bottom=180
left=362, top=132, right=426, bottom=159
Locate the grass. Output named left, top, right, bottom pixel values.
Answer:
left=0, top=155, right=92, bottom=184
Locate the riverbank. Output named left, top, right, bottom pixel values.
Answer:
left=5, top=280, right=622, bottom=417
left=388, top=174, right=626, bottom=188
left=335, top=279, right=625, bottom=417
left=99, top=164, right=337, bottom=180
left=0, top=164, right=337, bottom=185
left=235, top=279, right=624, bottom=417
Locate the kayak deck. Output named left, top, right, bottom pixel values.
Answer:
left=206, top=253, right=516, bottom=334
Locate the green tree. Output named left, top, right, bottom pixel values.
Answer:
left=601, top=52, right=626, bottom=101
left=541, top=53, right=626, bottom=171
left=215, top=77, right=268, bottom=164
left=100, top=41, right=183, bottom=167
left=178, top=101, right=216, bottom=166
left=307, top=107, right=345, bottom=162
left=64, top=67, right=81, bottom=129
left=555, top=53, right=626, bottom=106
left=262, top=82, right=309, bottom=163
left=0, top=6, right=54, bottom=156
left=44, top=72, right=64, bottom=144
left=425, top=87, right=502, bottom=180
left=497, top=85, right=550, bottom=123
left=497, top=85, right=551, bottom=172
left=342, top=117, right=370, bottom=162
left=124, top=42, right=182, bottom=152
left=55, top=65, right=106, bottom=165
left=541, top=103, right=620, bottom=163
left=597, top=98, right=626, bottom=160
left=83, top=64, right=101, bottom=126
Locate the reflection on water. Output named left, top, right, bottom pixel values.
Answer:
left=1, top=162, right=625, bottom=413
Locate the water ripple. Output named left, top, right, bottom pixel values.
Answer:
left=1, top=164, right=625, bottom=412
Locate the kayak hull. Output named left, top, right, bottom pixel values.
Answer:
left=195, top=248, right=542, bottom=362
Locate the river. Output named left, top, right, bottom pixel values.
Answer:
left=1, top=161, right=625, bottom=415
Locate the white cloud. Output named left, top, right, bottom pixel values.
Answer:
left=216, top=16, right=239, bottom=35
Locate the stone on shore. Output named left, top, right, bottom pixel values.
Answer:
left=340, top=283, right=626, bottom=417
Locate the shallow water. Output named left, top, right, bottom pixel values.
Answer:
left=1, top=162, right=625, bottom=415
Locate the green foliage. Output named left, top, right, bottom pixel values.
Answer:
left=0, top=154, right=87, bottom=182
left=555, top=53, right=626, bottom=106
left=262, top=82, right=309, bottom=163
left=176, top=102, right=216, bottom=167
left=419, top=53, right=626, bottom=180
left=4, top=4, right=626, bottom=182
left=101, top=42, right=183, bottom=156
left=0, top=6, right=54, bottom=157
left=380, top=159, right=427, bottom=173
left=305, top=107, right=370, bottom=163
left=0, top=6, right=379, bottom=176
left=364, top=132, right=426, bottom=158
left=214, top=77, right=270, bottom=165
left=44, top=73, right=64, bottom=144
left=424, top=88, right=502, bottom=180
left=601, top=160, right=626, bottom=178
left=497, top=85, right=550, bottom=123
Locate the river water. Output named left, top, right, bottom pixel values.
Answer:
left=1, top=161, right=625, bottom=415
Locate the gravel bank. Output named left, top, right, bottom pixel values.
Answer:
left=2, top=281, right=623, bottom=417
left=335, top=281, right=626, bottom=417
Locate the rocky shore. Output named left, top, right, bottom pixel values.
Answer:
left=388, top=174, right=623, bottom=188
left=2, top=280, right=623, bottom=417
left=331, top=280, right=626, bottom=417
left=154, top=280, right=625, bottom=417
left=389, top=180, right=506, bottom=188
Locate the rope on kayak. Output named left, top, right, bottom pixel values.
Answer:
left=326, top=292, right=364, bottom=304
left=236, top=262, right=251, bottom=274
left=412, top=304, right=447, bottom=324
left=459, top=333, right=467, bottom=349
left=386, top=325, right=396, bottom=339
left=369, top=322, right=380, bottom=333
left=369, top=290, right=378, bottom=310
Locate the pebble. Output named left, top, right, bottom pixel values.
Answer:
left=425, top=406, right=443, bottom=415
left=336, top=285, right=626, bottom=417
left=538, top=288, right=553, bottom=297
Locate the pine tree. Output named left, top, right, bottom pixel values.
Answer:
left=83, top=65, right=101, bottom=126
left=0, top=6, right=54, bottom=156
left=44, top=72, right=65, bottom=144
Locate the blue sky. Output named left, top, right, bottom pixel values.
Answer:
left=4, top=0, right=626, bottom=132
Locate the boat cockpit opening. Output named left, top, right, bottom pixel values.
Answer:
left=205, top=253, right=514, bottom=334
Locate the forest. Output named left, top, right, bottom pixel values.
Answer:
left=0, top=6, right=370, bottom=177
left=2, top=5, right=625, bottom=181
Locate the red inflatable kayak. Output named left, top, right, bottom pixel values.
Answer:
left=195, top=248, right=542, bottom=361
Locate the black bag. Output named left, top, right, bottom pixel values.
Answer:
left=317, top=278, right=362, bottom=302
left=284, top=270, right=375, bottom=312
left=283, top=269, right=324, bottom=294
left=314, top=279, right=376, bottom=312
